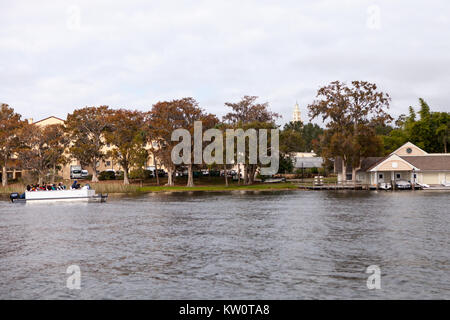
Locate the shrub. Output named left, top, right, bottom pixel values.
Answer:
left=99, top=171, right=115, bottom=180
left=129, top=169, right=153, bottom=180
left=115, top=171, right=124, bottom=180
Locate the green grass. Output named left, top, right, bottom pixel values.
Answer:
left=89, top=183, right=141, bottom=194
left=139, top=183, right=298, bottom=193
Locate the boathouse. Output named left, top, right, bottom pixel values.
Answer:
left=336, top=142, right=450, bottom=186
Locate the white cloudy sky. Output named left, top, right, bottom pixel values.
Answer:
left=1, top=0, right=449, bottom=125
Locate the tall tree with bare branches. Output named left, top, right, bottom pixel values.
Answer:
left=308, top=81, right=392, bottom=182
left=104, top=109, right=146, bottom=185
left=0, top=104, right=26, bottom=186
left=223, top=96, right=280, bottom=184
left=65, top=106, right=111, bottom=182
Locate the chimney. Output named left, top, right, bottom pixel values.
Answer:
left=27, top=118, right=33, bottom=124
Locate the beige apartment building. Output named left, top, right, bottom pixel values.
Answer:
left=7, top=115, right=156, bottom=180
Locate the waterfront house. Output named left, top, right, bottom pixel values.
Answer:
left=335, top=142, right=450, bottom=186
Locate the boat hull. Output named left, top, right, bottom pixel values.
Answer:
left=10, top=189, right=108, bottom=203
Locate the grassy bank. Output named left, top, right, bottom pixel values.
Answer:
left=0, top=184, right=25, bottom=194
left=0, top=180, right=298, bottom=194
left=138, top=183, right=298, bottom=193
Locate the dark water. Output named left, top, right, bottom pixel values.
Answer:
left=0, top=190, right=449, bottom=299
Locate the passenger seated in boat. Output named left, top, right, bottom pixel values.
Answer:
left=26, top=185, right=31, bottom=191
left=71, top=180, right=81, bottom=190
left=81, top=184, right=91, bottom=190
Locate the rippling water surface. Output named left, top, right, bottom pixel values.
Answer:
left=0, top=190, right=449, bottom=299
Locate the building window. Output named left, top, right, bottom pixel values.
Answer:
left=414, top=173, right=417, bottom=179
left=379, top=173, right=383, bottom=179
left=106, top=161, right=111, bottom=166
left=406, top=147, right=412, bottom=154
left=396, top=173, right=401, bottom=179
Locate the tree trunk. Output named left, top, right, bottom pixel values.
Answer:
left=167, top=167, right=174, bottom=186
left=243, top=164, right=248, bottom=184
left=38, top=174, right=43, bottom=185
left=251, top=165, right=257, bottom=184
left=91, top=161, right=99, bottom=183
left=248, top=165, right=255, bottom=185
left=341, top=158, right=346, bottom=184
left=123, top=168, right=129, bottom=185
left=237, top=163, right=241, bottom=185
left=224, top=164, right=228, bottom=187
left=2, top=163, right=7, bottom=187
left=155, top=161, right=160, bottom=186
left=187, top=163, right=194, bottom=187
left=352, top=160, right=362, bottom=186
left=51, top=164, right=56, bottom=183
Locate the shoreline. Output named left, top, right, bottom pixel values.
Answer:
left=0, top=182, right=299, bottom=195
left=2, top=182, right=448, bottom=196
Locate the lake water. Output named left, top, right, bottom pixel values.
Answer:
left=0, top=190, right=449, bottom=299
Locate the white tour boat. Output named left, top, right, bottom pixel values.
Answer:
left=10, top=188, right=108, bottom=203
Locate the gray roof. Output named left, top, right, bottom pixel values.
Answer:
left=294, top=157, right=324, bottom=168
left=334, top=157, right=384, bottom=173
left=400, top=156, right=450, bottom=171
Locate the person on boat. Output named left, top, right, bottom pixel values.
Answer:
left=71, top=180, right=80, bottom=190
left=26, top=185, right=31, bottom=192
left=81, top=183, right=91, bottom=190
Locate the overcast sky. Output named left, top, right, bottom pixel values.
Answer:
left=1, top=0, right=449, bottom=125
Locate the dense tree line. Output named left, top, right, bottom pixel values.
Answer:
left=1, top=87, right=447, bottom=187
left=381, top=98, right=449, bottom=154
left=0, top=97, right=281, bottom=186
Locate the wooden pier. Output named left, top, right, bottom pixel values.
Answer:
left=296, top=183, right=374, bottom=190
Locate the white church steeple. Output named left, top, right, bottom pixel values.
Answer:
left=292, top=102, right=302, bottom=122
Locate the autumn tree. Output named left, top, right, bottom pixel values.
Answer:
left=146, top=101, right=184, bottom=186
left=0, top=104, right=26, bottom=186
left=223, top=96, right=280, bottom=184
left=179, top=98, right=218, bottom=187
left=308, top=81, right=392, bottom=182
left=17, top=124, right=51, bottom=184
left=104, top=109, right=147, bottom=185
left=42, top=124, right=69, bottom=182
left=65, top=106, right=111, bottom=182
